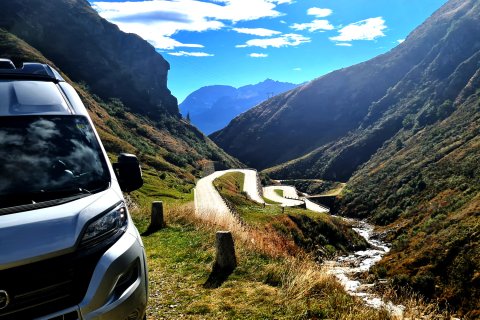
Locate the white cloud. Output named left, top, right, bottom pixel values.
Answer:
left=249, top=53, right=269, bottom=58
left=291, top=19, right=334, bottom=32
left=143, top=34, right=207, bottom=50
left=329, top=17, right=387, bottom=42
left=92, top=0, right=291, bottom=49
left=307, top=7, right=333, bottom=18
left=293, top=67, right=302, bottom=71
left=397, top=39, right=405, bottom=44
left=233, top=28, right=281, bottom=37
left=236, top=33, right=310, bottom=48
left=168, top=51, right=214, bottom=57
left=336, top=43, right=352, bottom=47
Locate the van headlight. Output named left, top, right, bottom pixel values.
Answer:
left=81, top=203, right=128, bottom=247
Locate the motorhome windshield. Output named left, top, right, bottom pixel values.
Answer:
left=0, top=115, right=110, bottom=210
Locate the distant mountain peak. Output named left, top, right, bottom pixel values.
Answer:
left=180, top=79, right=298, bottom=134
left=260, top=78, right=276, bottom=83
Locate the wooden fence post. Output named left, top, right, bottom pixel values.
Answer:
left=204, top=231, right=237, bottom=288
left=150, top=201, right=165, bottom=231
left=215, top=231, right=237, bottom=272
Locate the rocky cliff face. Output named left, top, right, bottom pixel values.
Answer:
left=0, top=0, right=178, bottom=118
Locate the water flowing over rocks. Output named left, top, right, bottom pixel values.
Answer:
left=324, top=218, right=405, bottom=317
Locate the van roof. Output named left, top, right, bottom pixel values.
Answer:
left=0, top=60, right=65, bottom=83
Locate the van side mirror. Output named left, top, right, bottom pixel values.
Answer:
left=113, top=153, right=143, bottom=192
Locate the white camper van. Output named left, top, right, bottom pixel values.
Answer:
left=0, top=59, right=148, bottom=320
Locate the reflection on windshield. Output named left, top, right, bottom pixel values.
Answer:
left=0, top=116, right=110, bottom=209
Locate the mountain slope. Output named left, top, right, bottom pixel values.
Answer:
left=341, top=80, right=480, bottom=315
left=211, top=0, right=478, bottom=177
left=211, top=0, right=480, bottom=315
left=264, top=0, right=480, bottom=181
left=0, top=0, right=177, bottom=118
left=180, top=79, right=297, bottom=134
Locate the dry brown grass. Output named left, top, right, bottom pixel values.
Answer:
left=381, top=287, right=455, bottom=320
left=175, top=201, right=456, bottom=319
left=161, top=203, right=391, bottom=318
left=130, top=198, right=453, bottom=319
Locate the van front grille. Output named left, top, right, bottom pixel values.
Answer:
left=0, top=248, right=106, bottom=319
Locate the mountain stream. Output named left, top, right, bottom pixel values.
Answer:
left=323, top=218, right=405, bottom=317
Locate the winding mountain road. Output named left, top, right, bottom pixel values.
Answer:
left=194, top=169, right=329, bottom=223
left=194, top=169, right=264, bottom=219
left=263, top=186, right=304, bottom=206
left=263, top=186, right=330, bottom=213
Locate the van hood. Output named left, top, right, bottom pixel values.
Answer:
left=0, top=187, right=123, bottom=270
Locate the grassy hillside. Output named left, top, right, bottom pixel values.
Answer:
left=213, top=173, right=369, bottom=259
left=214, top=0, right=479, bottom=183
left=134, top=203, right=402, bottom=320
left=265, top=0, right=480, bottom=182
left=340, top=85, right=480, bottom=316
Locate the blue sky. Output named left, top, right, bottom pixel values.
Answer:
left=90, top=0, right=448, bottom=103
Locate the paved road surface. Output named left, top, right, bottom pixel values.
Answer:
left=263, top=186, right=304, bottom=206
left=194, top=170, right=231, bottom=218
left=263, top=186, right=329, bottom=213
left=194, top=169, right=328, bottom=222
left=194, top=169, right=264, bottom=220
left=237, top=169, right=265, bottom=204
left=304, top=198, right=329, bottom=213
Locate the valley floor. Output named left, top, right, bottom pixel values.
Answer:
left=128, top=169, right=450, bottom=319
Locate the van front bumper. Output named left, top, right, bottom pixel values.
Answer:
left=37, top=222, right=148, bottom=320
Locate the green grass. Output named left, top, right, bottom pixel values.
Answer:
left=263, top=196, right=280, bottom=205
left=126, top=169, right=443, bottom=319
left=132, top=204, right=391, bottom=320
left=274, top=189, right=284, bottom=197
left=212, top=172, right=369, bottom=256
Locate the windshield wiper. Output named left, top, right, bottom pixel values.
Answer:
left=35, top=187, right=93, bottom=200
left=0, top=188, right=90, bottom=209
left=0, top=192, right=90, bottom=215
left=0, top=178, right=110, bottom=212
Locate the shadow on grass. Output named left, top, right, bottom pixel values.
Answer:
left=141, top=223, right=166, bottom=236
left=203, top=265, right=235, bottom=289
